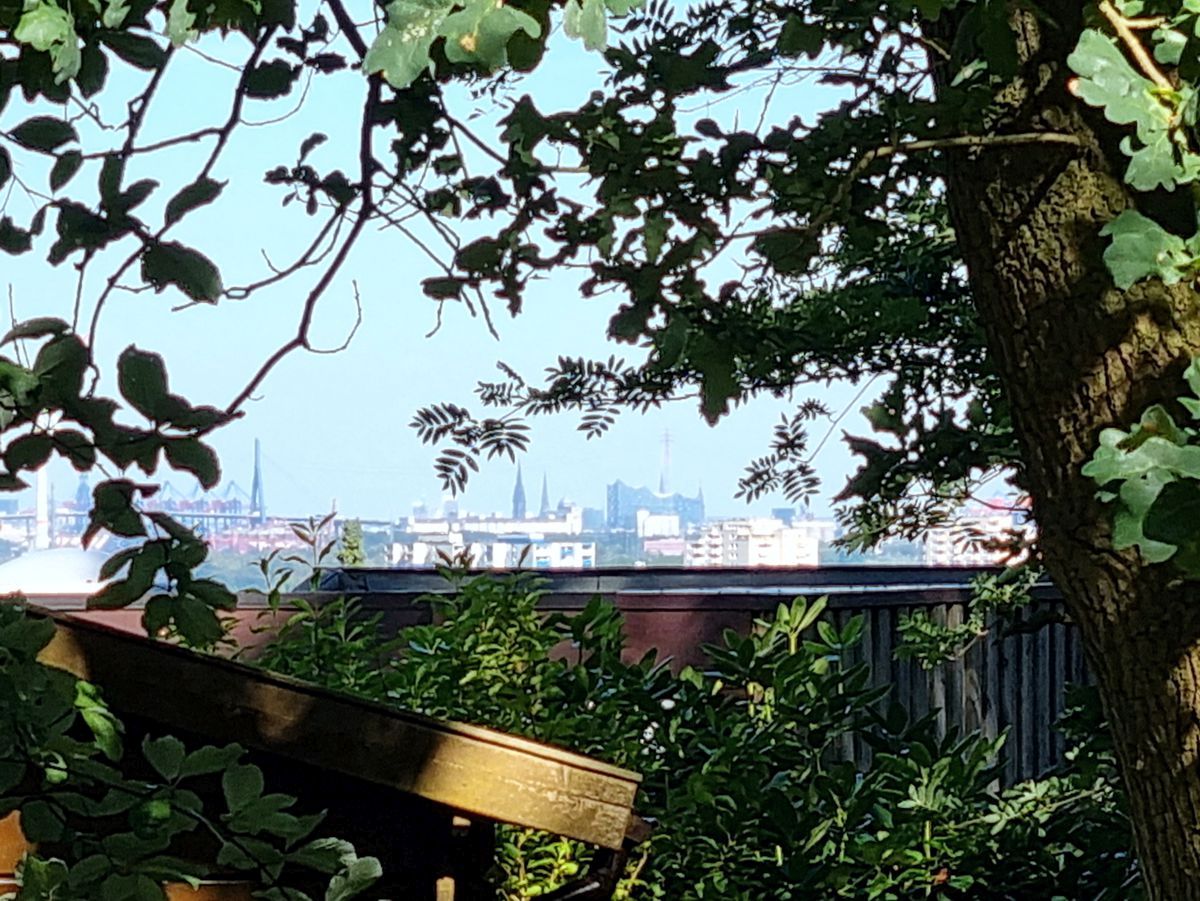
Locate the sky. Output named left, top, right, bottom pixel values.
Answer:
left=1, top=5, right=875, bottom=522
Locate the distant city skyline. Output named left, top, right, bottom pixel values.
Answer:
left=32, top=411, right=862, bottom=523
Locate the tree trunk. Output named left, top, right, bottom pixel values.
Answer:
left=932, top=8, right=1200, bottom=899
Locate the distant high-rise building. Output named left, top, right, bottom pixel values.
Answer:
left=512, top=464, right=527, bottom=520
left=606, top=480, right=704, bottom=531
left=659, top=431, right=672, bottom=495
left=249, top=438, right=265, bottom=524
left=685, top=518, right=822, bottom=568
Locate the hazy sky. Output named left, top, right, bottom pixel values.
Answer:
left=3, top=7, right=873, bottom=521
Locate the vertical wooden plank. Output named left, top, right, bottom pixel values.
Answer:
left=857, top=606, right=876, bottom=771
left=1000, top=621, right=1019, bottom=786
left=1051, top=623, right=1070, bottom=763
left=897, top=607, right=918, bottom=721
left=1068, top=619, right=1086, bottom=685
left=945, top=602, right=965, bottom=739
left=835, top=607, right=857, bottom=764
left=1037, top=603, right=1053, bottom=775
left=984, top=612, right=1000, bottom=747
left=963, top=612, right=984, bottom=736
left=928, top=604, right=948, bottom=739
left=876, top=607, right=895, bottom=713
left=1019, top=615, right=1036, bottom=782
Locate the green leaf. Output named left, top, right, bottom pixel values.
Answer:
left=20, top=858, right=69, bottom=896
left=53, top=427, right=95, bottom=470
left=179, top=743, right=244, bottom=778
left=778, top=15, right=823, bottom=57
left=140, top=241, right=223, bottom=302
left=0, top=217, right=33, bottom=255
left=1185, top=356, right=1200, bottom=400
left=77, top=41, right=109, bottom=96
left=455, top=236, right=503, bottom=272
left=222, top=763, right=265, bottom=813
left=439, top=0, right=541, bottom=70
left=2, top=316, right=68, bottom=344
left=364, top=0, right=451, bottom=89
left=0, top=148, right=10, bottom=191
left=288, top=837, right=355, bottom=874
left=1100, top=210, right=1193, bottom=289
left=174, top=596, right=224, bottom=647
left=164, top=177, right=224, bottom=226
left=165, top=0, right=196, bottom=46
left=99, top=31, right=166, bottom=70
left=113, top=178, right=159, bottom=214
left=1121, top=133, right=1196, bottom=192
left=163, top=438, right=221, bottom=488
left=34, top=333, right=88, bottom=402
left=564, top=0, right=606, bottom=51
left=14, top=3, right=73, bottom=53
left=10, top=115, right=77, bottom=152
left=1154, top=27, right=1189, bottom=66
left=86, top=479, right=149, bottom=543
left=102, top=0, right=130, bottom=29
left=80, top=700, right=124, bottom=760
left=187, top=578, right=236, bottom=610
left=244, top=59, right=298, bottom=98
left=143, top=735, right=186, bottom=781
left=21, top=800, right=64, bottom=841
left=1068, top=29, right=1170, bottom=143
left=325, top=856, right=383, bottom=901
left=49, top=150, right=83, bottom=191
left=1144, top=478, right=1200, bottom=546
left=5, top=433, right=53, bottom=471
left=118, top=346, right=170, bottom=421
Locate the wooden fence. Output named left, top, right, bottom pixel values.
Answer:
left=317, top=565, right=1089, bottom=785
left=820, top=598, right=1087, bottom=785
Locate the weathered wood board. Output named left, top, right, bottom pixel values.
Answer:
left=35, top=608, right=641, bottom=849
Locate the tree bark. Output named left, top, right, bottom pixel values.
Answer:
left=933, top=8, right=1200, bottom=899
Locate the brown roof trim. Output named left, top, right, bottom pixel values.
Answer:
left=33, top=607, right=640, bottom=849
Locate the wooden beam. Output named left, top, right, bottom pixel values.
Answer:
left=35, top=609, right=640, bottom=849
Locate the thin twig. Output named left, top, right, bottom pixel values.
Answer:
left=121, top=46, right=176, bottom=158
left=7, top=285, right=29, bottom=369
left=221, top=77, right=381, bottom=420
left=225, top=210, right=343, bottom=299
left=198, top=28, right=276, bottom=181
left=82, top=127, right=222, bottom=160
left=309, top=281, right=363, bottom=354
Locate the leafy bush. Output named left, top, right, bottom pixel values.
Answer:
left=254, top=569, right=1139, bottom=899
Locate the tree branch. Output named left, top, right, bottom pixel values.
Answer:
left=1099, top=0, right=1174, bottom=92
left=221, top=77, right=381, bottom=419
left=324, top=0, right=369, bottom=60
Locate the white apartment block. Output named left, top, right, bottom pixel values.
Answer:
left=635, top=510, right=681, bottom=538
left=391, top=536, right=595, bottom=569
left=684, top=518, right=822, bottom=568
left=923, top=507, right=1034, bottom=567
left=405, top=505, right=584, bottom=537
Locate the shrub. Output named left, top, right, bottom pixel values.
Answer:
left=254, top=570, right=1139, bottom=899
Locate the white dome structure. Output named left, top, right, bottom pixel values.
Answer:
left=0, top=547, right=112, bottom=599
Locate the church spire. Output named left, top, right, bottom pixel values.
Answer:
left=539, top=473, right=551, bottom=517
left=512, top=463, right=527, bottom=519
